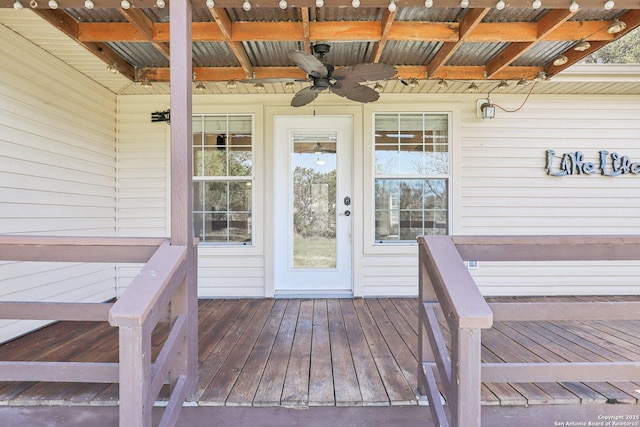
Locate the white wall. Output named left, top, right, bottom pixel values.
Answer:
left=0, top=24, right=118, bottom=342
left=115, top=91, right=640, bottom=299
left=458, top=94, right=640, bottom=295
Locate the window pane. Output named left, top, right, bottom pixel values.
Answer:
left=229, top=147, right=252, bottom=176
left=228, top=213, right=252, bottom=243
left=203, top=146, right=227, bottom=176
left=374, top=178, right=448, bottom=242
left=193, top=182, right=205, bottom=211
left=205, top=182, right=228, bottom=212
left=399, top=145, right=424, bottom=175
left=229, top=181, right=251, bottom=211
left=207, top=213, right=228, bottom=242
left=194, top=213, right=204, bottom=241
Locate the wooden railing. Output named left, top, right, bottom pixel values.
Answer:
left=417, top=235, right=640, bottom=427
left=0, top=235, right=198, bottom=427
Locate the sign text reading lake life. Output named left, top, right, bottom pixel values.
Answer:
left=546, top=150, right=640, bottom=176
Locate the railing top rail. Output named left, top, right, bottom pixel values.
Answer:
left=419, top=235, right=493, bottom=329
left=109, top=241, right=187, bottom=329
left=0, top=235, right=166, bottom=263
left=451, top=235, right=640, bottom=262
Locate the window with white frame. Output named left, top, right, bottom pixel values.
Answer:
left=374, top=113, right=449, bottom=243
left=192, top=114, right=253, bottom=245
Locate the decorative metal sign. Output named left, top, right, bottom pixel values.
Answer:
left=545, top=150, right=640, bottom=176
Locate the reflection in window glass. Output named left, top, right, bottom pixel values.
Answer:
left=193, top=115, right=253, bottom=245
left=374, top=113, right=450, bottom=243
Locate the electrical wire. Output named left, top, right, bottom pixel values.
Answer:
left=492, top=81, right=538, bottom=113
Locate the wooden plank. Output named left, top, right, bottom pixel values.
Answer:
left=253, top=300, right=300, bottom=406
left=196, top=300, right=244, bottom=365
left=482, top=361, right=640, bottom=383
left=225, top=300, right=287, bottom=406
left=0, top=236, right=163, bottom=263
left=490, top=301, right=640, bottom=322
left=196, top=300, right=260, bottom=395
left=379, top=299, right=419, bottom=361
left=391, top=299, right=419, bottom=335
left=326, top=299, right=361, bottom=406
left=308, top=299, right=334, bottom=407
left=281, top=299, right=313, bottom=406
left=0, top=361, right=118, bottom=383
left=340, top=299, right=388, bottom=406
left=0, top=302, right=112, bottom=321
left=198, top=299, right=274, bottom=404
left=354, top=299, right=416, bottom=405
left=366, top=298, right=418, bottom=395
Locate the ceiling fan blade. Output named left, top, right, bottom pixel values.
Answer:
left=332, top=63, right=397, bottom=83
left=291, top=86, right=324, bottom=107
left=288, top=50, right=328, bottom=79
left=330, top=82, right=380, bottom=103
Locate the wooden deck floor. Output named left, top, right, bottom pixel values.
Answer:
left=0, top=297, right=639, bottom=409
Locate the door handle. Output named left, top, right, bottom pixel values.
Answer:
left=341, top=210, right=351, bottom=217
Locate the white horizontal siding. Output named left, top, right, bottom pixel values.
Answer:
left=459, top=94, right=640, bottom=295
left=360, top=253, right=418, bottom=297
left=0, top=25, right=117, bottom=343
left=115, top=95, right=170, bottom=296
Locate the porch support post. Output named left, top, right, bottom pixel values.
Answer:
left=169, top=0, right=198, bottom=397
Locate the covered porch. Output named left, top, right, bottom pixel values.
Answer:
left=1, top=295, right=639, bottom=426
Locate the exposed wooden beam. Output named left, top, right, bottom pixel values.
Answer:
left=206, top=7, right=254, bottom=79
left=370, top=8, right=397, bottom=63
left=6, top=0, right=640, bottom=8
left=546, top=9, right=640, bottom=77
left=485, top=9, right=576, bottom=79
left=144, top=64, right=540, bottom=82
left=428, top=8, right=490, bottom=79
left=77, top=20, right=620, bottom=44
left=31, top=8, right=135, bottom=80
left=118, top=7, right=170, bottom=61
left=301, top=7, right=311, bottom=54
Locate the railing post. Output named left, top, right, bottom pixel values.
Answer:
left=170, top=242, right=198, bottom=398
left=451, top=327, right=482, bottom=427
left=118, top=324, right=153, bottom=427
left=418, top=241, right=436, bottom=395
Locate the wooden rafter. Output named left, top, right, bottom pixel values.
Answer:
left=485, top=9, right=577, bottom=79
left=428, top=8, right=490, bottom=79
left=301, top=7, right=311, bottom=54
left=19, top=3, right=640, bottom=85
left=546, top=9, right=640, bottom=77
left=370, top=8, right=397, bottom=63
left=144, top=64, right=539, bottom=82
left=76, top=20, right=619, bottom=44
left=205, top=7, right=254, bottom=79
left=118, top=8, right=170, bottom=62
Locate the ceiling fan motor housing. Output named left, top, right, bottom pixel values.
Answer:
left=312, top=42, right=331, bottom=58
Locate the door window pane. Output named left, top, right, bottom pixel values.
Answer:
left=291, top=132, right=337, bottom=269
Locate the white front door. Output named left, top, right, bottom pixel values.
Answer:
left=274, top=116, right=353, bottom=296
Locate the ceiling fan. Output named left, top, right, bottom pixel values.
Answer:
left=289, top=43, right=397, bottom=107
left=244, top=43, right=397, bottom=107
